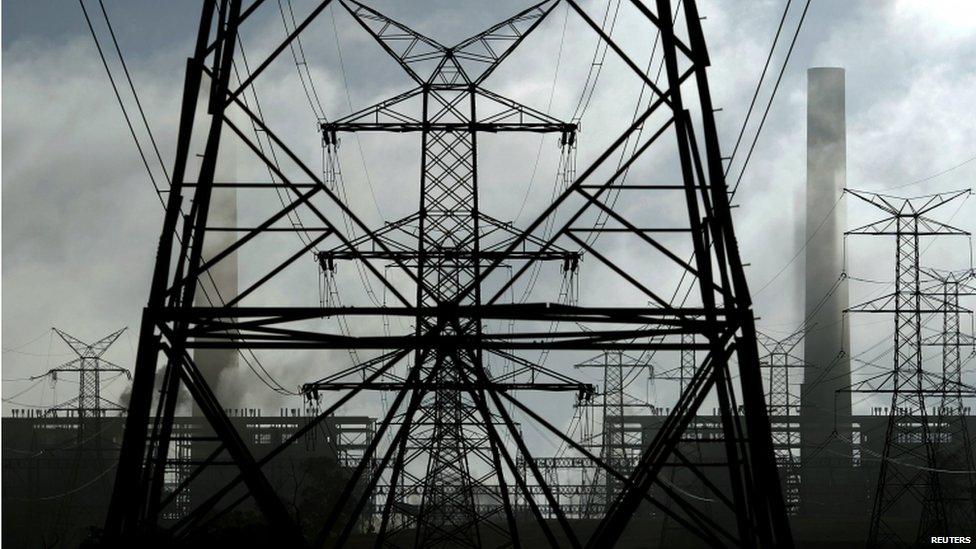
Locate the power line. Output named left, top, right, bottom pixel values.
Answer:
left=571, top=0, right=624, bottom=123
left=231, top=26, right=315, bottom=250
left=84, top=1, right=297, bottom=397
left=631, top=0, right=815, bottom=379
left=2, top=329, right=54, bottom=353
left=278, top=0, right=327, bottom=120
left=6, top=464, right=117, bottom=502
left=329, top=3, right=384, bottom=221
left=97, top=0, right=171, bottom=184
left=229, top=0, right=383, bottom=385
left=2, top=378, right=46, bottom=402
left=78, top=0, right=164, bottom=208
left=1, top=349, right=74, bottom=358
left=729, top=0, right=813, bottom=200
left=753, top=193, right=843, bottom=296
left=878, top=153, right=976, bottom=191
left=514, top=3, right=570, bottom=225
left=724, top=0, right=793, bottom=177
left=583, top=0, right=679, bottom=249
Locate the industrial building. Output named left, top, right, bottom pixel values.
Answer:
left=2, top=410, right=374, bottom=547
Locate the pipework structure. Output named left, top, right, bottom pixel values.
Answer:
left=103, top=1, right=792, bottom=547
left=844, top=189, right=971, bottom=547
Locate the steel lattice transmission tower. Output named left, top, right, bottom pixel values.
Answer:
left=32, top=328, right=130, bottom=424
left=574, top=351, right=651, bottom=516
left=104, top=0, right=792, bottom=547
left=757, top=330, right=806, bottom=515
left=316, top=3, right=582, bottom=542
left=844, top=189, right=970, bottom=547
left=919, top=268, right=976, bottom=536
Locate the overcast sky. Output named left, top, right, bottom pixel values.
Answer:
left=3, top=0, right=976, bottom=428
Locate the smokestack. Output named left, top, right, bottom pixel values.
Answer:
left=800, top=67, right=852, bottom=512
left=192, top=74, right=240, bottom=414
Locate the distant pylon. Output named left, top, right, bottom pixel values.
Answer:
left=575, top=351, right=651, bottom=516
left=844, top=188, right=971, bottom=547
left=31, top=327, right=130, bottom=426
left=919, top=268, right=976, bottom=536
left=757, top=330, right=807, bottom=515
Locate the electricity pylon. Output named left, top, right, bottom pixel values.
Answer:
left=315, top=3, right=581, bottom=542
left=844, top=189, right=970, bottom=547
left=32, top=327, right=130, bottom=426
left=29, top=327, right=130, bottom=545
left=757, top=330, right=807, bottom=515
left=574, top=351, right=651, bottom=516
left=105, top=1, right=792, bottom=547
left=919, top=268, right=976, bottom=538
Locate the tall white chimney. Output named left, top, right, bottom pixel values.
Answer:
left=800, top=67, right=852, bottom=513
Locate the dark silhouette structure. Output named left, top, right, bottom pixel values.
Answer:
left=919, top=268, right=976, bottom=540
left=844, top=189, right=974, bottom=547
left=103, top=1, right=791, bottom=547
left=758, top=330, right=806, bottom=515
left=31, top=328, right=131, bottom=422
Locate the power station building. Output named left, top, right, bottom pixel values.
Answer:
left=1, top=409, right=374, bottom=547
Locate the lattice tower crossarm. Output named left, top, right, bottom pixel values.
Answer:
left=844, top=189, right=971, bottom=547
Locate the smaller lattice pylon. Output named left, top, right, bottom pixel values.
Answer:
left=757, top=329, right=807, bottom=418
left=31, top=327, right=131, bottom=420
left=575, top=351, right=653, bottom=516
left=757, top=329, right=808, bottom=515
left=919, top=267, right=976, bottom=535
